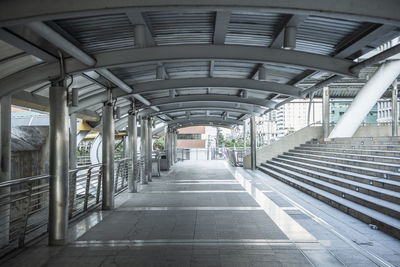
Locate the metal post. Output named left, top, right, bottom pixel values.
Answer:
left=0, top=96, right=11, bottom=247
left=330, top=60, right=400, bottom=138
left=168, top=129, right=173, bottom=167
left=250, top=115, right=257, bottom=170
left=128, top=105, right=137, bottom=192
left=68, top=113, right=77, bottom=218
left=102, top=94, right=115, bottom=210
left=140, top=116, right=148, bottom=184
left=322, top=86, right=330, bottom=139
left=49, top=85, right=69, bottom=246
left=147, top=117, right=152, bottom=182
left=243, top=122, right=246, bottom=150
left=392, top=80, right=398, bottom=136
left=173, top=131, right=177, bottom=163
left=164, top=128, right=170, bottom=167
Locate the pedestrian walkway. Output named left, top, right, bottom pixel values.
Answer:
left=2, top=161, right=398, bottom=267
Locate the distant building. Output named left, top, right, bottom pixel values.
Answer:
left=331, top=99, right=377, bottom=124
left=377, top=99, right=399, bottom=123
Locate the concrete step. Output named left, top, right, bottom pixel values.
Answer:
left=289, top=148, right=400, bottom=164
left=278, top=154, right=400, bottom=182
left=329, top=136, right=400, bottom=144
left=258, top=164, right=400, bottom=239
left=301, top=143, right=400, bottom=151
left=260, top=162, right=400, bottom=220
left=299, top=144, right=400, bottom=157
left=277, top=155, right=400, bottom=192
left=284, top=150, right=400, bottom=172
left=268, top=158, right=400, bottom=201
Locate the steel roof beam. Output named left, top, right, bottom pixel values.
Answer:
left=0, top=45, right=356, bottom=98
left=1, top=0, right=400, bottom=26
left=0, top=28, right=57, bottom=62
left=150, top=95, right=276, bottom=109
left=213, top=11, right=231, bottom=45
left=129, top=77, right=302, bottom=97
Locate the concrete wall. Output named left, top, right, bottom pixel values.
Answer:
left=244, top=126, right=323, bottom=169
left=243, top=124, right=393, bottom=169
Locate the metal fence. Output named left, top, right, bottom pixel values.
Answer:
left=0, top=157, right=136, bottom=256
left=226, top=148, right=250, bottom=167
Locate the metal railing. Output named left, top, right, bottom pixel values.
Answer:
left=0, top=157, right=134, bottom=256
left=226, top=147, right=251, bottom=167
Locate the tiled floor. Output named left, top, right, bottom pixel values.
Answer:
left=2, top=161, right=399, bottom=266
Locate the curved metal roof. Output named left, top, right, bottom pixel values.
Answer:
left=0, top=1, right=399, bottom=129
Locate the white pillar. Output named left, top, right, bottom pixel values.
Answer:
left=392, top=80, right=398, bottom=136
left=330, top=60, right=400, bottom=138
left=322, top=87, right=330, bottom=139
left=0, top=96, right=11, bottom=247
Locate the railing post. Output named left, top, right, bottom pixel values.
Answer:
left=48, top=84, right=69, bottom=246
left=18, top=181, right=33, bottom=248
left=68, top=171, right=77, bottom=218
left=250, top=115, right=257, bottom=170
left=83, top=168, right=92, bottom=211
left=140, top=117, right=149, bottom=184
left=96, top=166, right=102, bottom=204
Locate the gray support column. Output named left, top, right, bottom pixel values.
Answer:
left=243, top=122, right=246, bottom=150
left=140, top=117, right=148, bottom=184
left=0, top=96, right=11, bottom=247
left=164, top=128, right=170, bottom=167
left=392, top=80, right=398, bottom=136
left=49, top=85, right=69, bottom=246
left=168, top=129, right=173, bottom=167
left=147, top=117, right=152, bottom=182
left=128, top=106, right=137, bottom=192
left=322, top=86, right=330, bottom=139
left=250, top=115, right=257, bottom=171
left=102, top=98, right=115, bottom=210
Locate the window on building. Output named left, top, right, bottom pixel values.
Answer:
left=177, top=134, right=202, bottom=140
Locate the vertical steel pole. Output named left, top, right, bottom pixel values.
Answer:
left=140, top=117, right=148, bottom=184
left=322, top=86, right=330, bottom=139
left=173, top=130, right=177, bottom=163
left=392, top=80, right=398, bottom=136
left=250, top=115, right=257, bottom=170
left=128, top=105, right=137, bottom=192
left=164, top=127, right=170, bottom=167
left=49, top=85, right=69, bottom=245
left=68, top=113, right=77, bottom=218
left=0, top=96, right=11, bottom=247
left=102, top=96, right=115, bottom=210
left=168, top=128, right=173, bottom=167
left=147, top=117, right=152, bottom=182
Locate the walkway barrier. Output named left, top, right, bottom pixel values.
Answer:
left=0, top=158, right=133, bottom=256
left=226, top=148, right=250, bottom=167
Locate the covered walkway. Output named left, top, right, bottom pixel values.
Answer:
left=3, top=161, right=399, bottom=267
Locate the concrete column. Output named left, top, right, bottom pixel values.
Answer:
left=128, top=107, right=137, bottom=192
left=0, top=96, right=11, bottom=247
left=330, top=60, right=400, bottom=138
left=164, top=128, right=170, bottom=167
left=147, top=117, right=152, bottom=182
left=168, top=129, right=173, bottom=167
left=322, top=86, right=330, bottom=139
left=250, top=115, right=257, bottom=170
left=102, top=99, right=115, bottom=210
left=140, top=117, right=148, bottom=184
left=392, top=80, right=398, bottom=136
left=49, top=85, right=69, bottom=246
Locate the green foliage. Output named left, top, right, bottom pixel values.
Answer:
left=153, top=135, right=165, bottom=150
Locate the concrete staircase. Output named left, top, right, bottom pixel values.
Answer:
left=258, top=136, right=400, bottom=239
